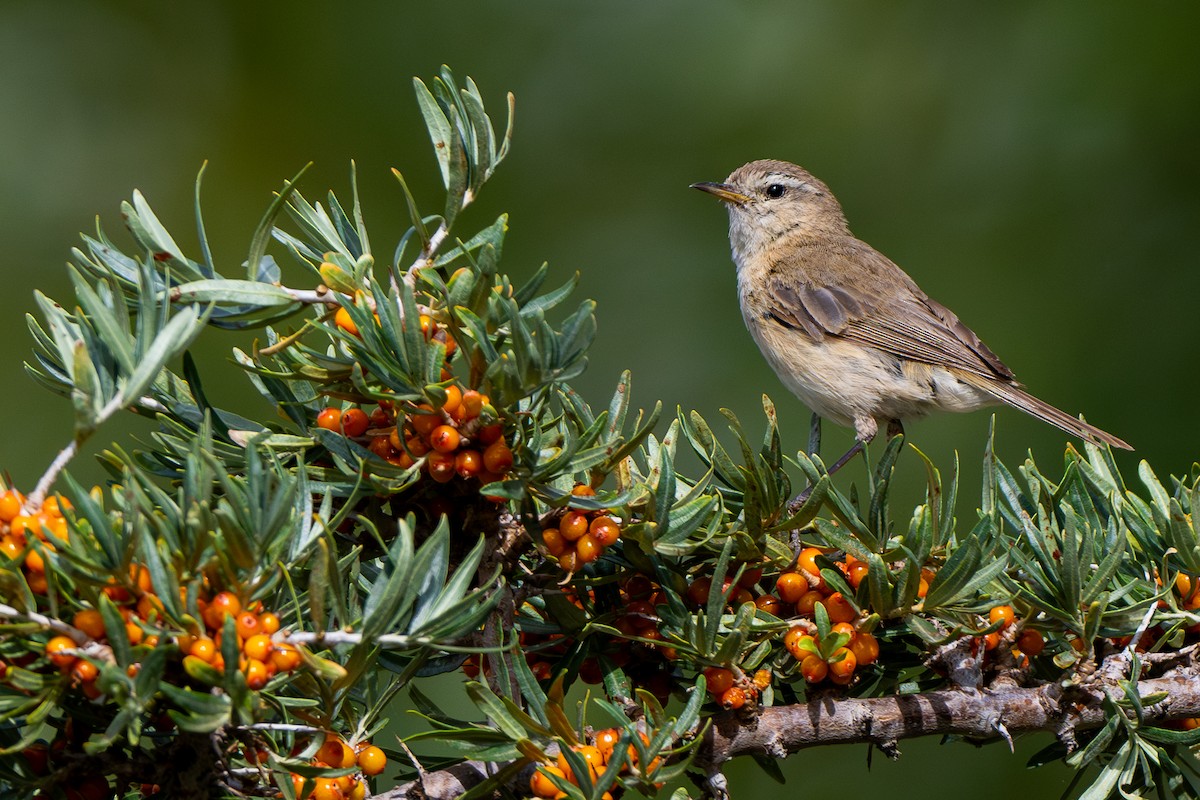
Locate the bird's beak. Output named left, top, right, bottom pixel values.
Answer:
left=690, top=182, right=751, bottom=205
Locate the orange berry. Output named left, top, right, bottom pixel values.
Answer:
left=244, top=658, right=270, bottom=690
left=559, top=512, right=589, bottom=541
left=368, top=436, right=398, bottom=460
left=0, top=490, right=22, bottom=522
left=271, top=642, right=301, bottom=672
left=557, top=746, right=601, bottom=784
left=983, top=631, right=1001, bottom=650
left=797, top=547, right=822, bottom=574
left=558, top=549, right=580, bottom=573
left=686, top=576, right=713, bottom=606
left=482, top=439, right=514, bottom=473
left=530, top=766, right=566, bottom=798
left=356, top=743, right=387, bottom=776
left=1175, top=573, right=1194, bottom=599
left=429, top=425, right=461, bottom=454
left=410, top=404, right=441, bottom=437
left=235, top=612, right=261, bottom=639
left=340, top=408, right=369, bottom=437
left=439, top=385, right=463, bottom=416
left=243, top=634, right=274, bottom=661
left=702, top=666, right=734, bottom=695
left=190, top=638, right=217, bottom=663
left=593, top=728, right=620, bottom=761
left=795, top=589, right=823, bottom=616
left=753, top=668, right=772, bottom=690
left=73, top=609, right=106, bottom=640
left=571, top=483, right=597, bottom=497
left=800, top=654, right=828, bottom=683
left=418, top=314, right=436, bottom=338
left=136, top=593, right=164, bottom=621
left=259, top=612, right=281, bottom=635
left=1, top=536, right=21, bottom=560
left=125, top=622, right=144, bottom=645
left=829, top=647, right=857, bottom=680
left=334, top=306, right=359, bottom=337
left=204, top=592, right=241, bottom=631
left=783, top=625, right=809, bottom=653
left=575, top=535, right=603, bottom=564
left=458, top=390, right=485, bottom=421
left=24, top=548, right=46, bottom=573
left=42, top=494, right=69, bottom=518
left=316, top=407, right=343, bottom=432
left=754, top=594, right=783, bottom=615
left=847, top=561, right=869, bottom=589
left=849, top=631, right=880, bottom=665
left=541, top=527, right=567, bottom=557
left=319, top=737, right=356, bottom=769
left=588, top=515, right=621, bottom=547
left=476, top=423, right=503, bottom=445
left=46, top=636, right=78, bottom=669
left=578, top=745, right=604, bottom=772
left=720, top=686, right=747, bottom=710
left=917, top=577, right=930, bottom=598
left=821, top=592, right=857, bottom=624
left=831, top=622, right=857, bottom=643
left=1017, top=629, right=1045, bottom=657
left=10, top=514, right=35, bottom=539
left=348, top=781, right=366, bottom=800
left=26, top=572, right=48, bottom=594
left=426, top=450, right=456, bottom=482
left=454, top=449, right=483, bottom=479
left=788, top=632, right=817, bottom=661
left=311, top=777, right=345, bottom=800
left=989, top=605, right=1016, bottom=629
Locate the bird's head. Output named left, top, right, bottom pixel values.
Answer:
left=692, top=159, right=850, bottom=265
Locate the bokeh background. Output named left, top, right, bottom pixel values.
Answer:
left=2, top=2, right=1198, bottom=796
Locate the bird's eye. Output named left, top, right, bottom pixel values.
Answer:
left=765, top=183, right=786, bottom=198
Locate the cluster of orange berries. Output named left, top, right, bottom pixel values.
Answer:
left=529, top=729, right=659, bottom=799
left=0, top=489, right=70, bottom=595
left=36, top=563, right=160, bottom=700
left=541, top=485, right=623, bottom=572
left=584, top=575, right=676, bottom=704
left=179, top=590, right=301, bottom=690
left=316, top=385, right=512, bottom=488
left=782, top=621, right=879, bottom=685
left=327, top=300, right=515, bottom=489
left=286, top=735, right=387, bottom=800
left=977, top=604, right=1045, bottom=665
left=701, top=665, right=771, bottom=710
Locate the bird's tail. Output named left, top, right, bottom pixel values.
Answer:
left=957, top=374, right=1133, bottom=450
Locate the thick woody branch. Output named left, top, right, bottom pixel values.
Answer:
left=381, top=672, right=1200, bottom=800
left=698, top=674, right=1200, bottom=769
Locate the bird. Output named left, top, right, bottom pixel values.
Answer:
left=692, top=159, right=1131, bottom=475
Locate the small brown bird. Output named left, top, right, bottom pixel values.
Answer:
left=693, top=159, right=1131, bottom=472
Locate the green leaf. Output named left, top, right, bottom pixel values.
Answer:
left=414, top=77, right=454, bottom=189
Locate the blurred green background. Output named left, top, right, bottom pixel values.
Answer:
left=2, top=1, right=1198, bottom=796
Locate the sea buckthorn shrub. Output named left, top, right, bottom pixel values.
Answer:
left=2, top=67, right=1200, bottom=800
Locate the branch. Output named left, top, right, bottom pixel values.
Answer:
left=698, top=674, right=1200, bottom=769
left=380, top=671, right=1200, bottom=799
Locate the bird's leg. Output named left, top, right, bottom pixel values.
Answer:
left=824, top=415, right=878, bottom=477
left=789, top=416, right=873, bottom=514
left=825, top=440, right=866, bottom=476
left=807, top=412, right=822, bottom=456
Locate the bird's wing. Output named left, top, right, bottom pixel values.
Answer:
left=765, top=242, right=1016, bottom=382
